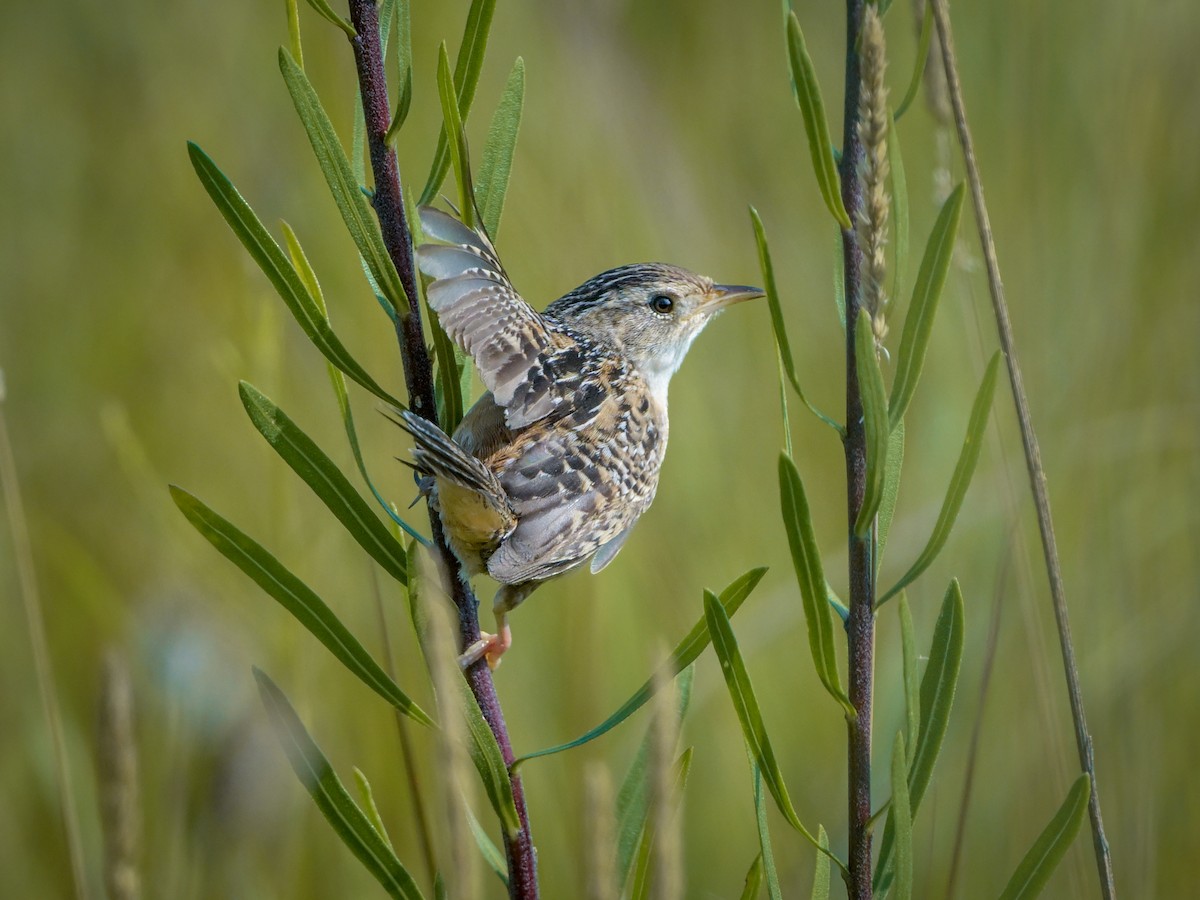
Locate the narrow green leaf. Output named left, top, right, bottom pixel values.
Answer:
left=187, top=143, right=403, bottom=408
left=277, top=224, right=423, bottom=542
left=285, top=0, right=304, bottom=69
left=810, top=825, right=831, bottom=900
left=895, top=2, right=934, bottom=122
left=386, top=70, right=414, bottom=144
left=899, top=594, right=920, bottom=751
left=352, top=767, right=395, bottom=850
left=875, top=579, right=964, bottom=892
left=912, top=579, right=965, bottom=801
left=888, top=113, right=910, bottom=306
left=749, top=757, right=783, bottom=900
left=891, top=733, right=914, bottom=900
left=300, top=0, right=355, bottom=37
left=419, top=0, right=497, bottom=205
left=328, top=341, right=428, bottom=545
left=786, top=12, right=851, bottom=229
left=392, top=0, right=412, bottom=89
left=436, top=43, right=476, bottom=231
left=512, top=568, right=766, bottom=767
left=278, top=49, right=409, bottom=316
left=431, top=317, right=466, bottom=435
left=239, top=382, right=408, bottom=584
left=876, top=420, right=905, bottom=571
left=465, top=805, right=509, bottom=888
left=253, top=670, right=425, bottom=900
left=833, top=229, right=847, bottom=331
left=404, top=545, right=521, bottom=836
left=750, top=206, right=843, bottom=434
left=476, top=58, right=525, bottom=238
left=627, top=748, right=694, bottom=900
left=998, top=774, right=1092, bottom=900
left=888, top=183, right=965, bottom=430
left=778, top=454, right=853, bottom=716
left=705, top=594, right=838, bottom=865
left=614, top=668, right=695, bottom=891
left=740, top=853, right=766, bottom=900
left=854, top=309, right=890, bottom=536
left=880, top=351, right=999, bottom=605
left=172, top=487, right=433, bottom=725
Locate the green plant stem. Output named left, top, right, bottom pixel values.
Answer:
left=343, top=3, right=538, bottom=897
left=839, top=2, right=874, bottom=898
left=0, top=389, right=90, bottom=900
left=927, top=2, right=1115, bottom=897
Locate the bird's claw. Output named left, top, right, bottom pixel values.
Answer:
left=457, top=625, right=512, bottom=671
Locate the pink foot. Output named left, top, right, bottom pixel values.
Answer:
left=458, top=624, right=513, bottom=671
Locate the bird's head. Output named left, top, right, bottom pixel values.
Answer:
left=545, top=263, right=763, bottom=398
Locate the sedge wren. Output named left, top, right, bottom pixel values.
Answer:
left=398, top=207, right=762, bottom=668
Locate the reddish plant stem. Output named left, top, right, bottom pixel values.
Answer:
left=345, top=2, right=538, bottom=896
left=839, top=1, right=874, bottom=897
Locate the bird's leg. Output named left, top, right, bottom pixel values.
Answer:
left=457, top=582, right=537, bottom=670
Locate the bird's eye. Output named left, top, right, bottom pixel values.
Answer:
left=649, top=294, right=675, bottom=314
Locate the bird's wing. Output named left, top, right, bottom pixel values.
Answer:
left=484, top=378, right=662, bottom=585
left=416, top=207, right=577, bottom=429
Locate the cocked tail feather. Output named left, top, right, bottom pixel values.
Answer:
left=393, top=410, right=516, bottom=569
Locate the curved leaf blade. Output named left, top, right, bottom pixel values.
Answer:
left=436, top=43, right=476, bottom=231
left=810, top=824, right=831, bottom=900
left=170, top=486, right=432, bottom=726
left=890, top=733, right=914, bottom=900
left=740, top=853, right=766, bottom=900
left=895, top=3, right=934, bottom=122
left=239, top=382, right=408, bottom=584
left=615, top=667, right=695, bottom=891
left=749, top=756, right=783, bottom=900
left=778, top=454, right=853, bottom=715
left=187, top=143, right=403, bottom=408
left=419, top=0, right=497, bottom=205
left=888, top=113, right=910, bottom=305
left=750, top=206, right=842, bottom=433
left=705, top=593, right=838, bottom=866
left=786, top=12, right=851, bottom=229
left=876, top=420, right=906, bottom=571
left=888, top=183, right=965, bottom=430
left=880, top=351, right=999, bottom=605
left=876, top=579, right=965, bottom=891
left=998, top=774, right=1091, bottom=900
left=512, top=568, right=766, bottom=767
left=854, top=309, right=890, bottom=536
left=300, top=0, right=355, bottom=37
left=254, top=670, right=424, bottom=899
left=465, top=806, right=508, bottom=888
left=476, top=57, right=526, bottom=239
left=899, top=594, right=920, bottom=751
left=278, top=49, right=409, bottom=315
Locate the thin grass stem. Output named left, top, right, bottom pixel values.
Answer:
left=927, top=2, right=1116, bottom=895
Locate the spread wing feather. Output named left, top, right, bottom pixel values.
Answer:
left=416, top=206, right=576, bottom=429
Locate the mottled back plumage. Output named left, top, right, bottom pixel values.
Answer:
left=404, top=206, right=762, bottom=665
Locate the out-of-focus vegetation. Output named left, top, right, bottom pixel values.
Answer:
left=2, top=0, right=1197, bottom=896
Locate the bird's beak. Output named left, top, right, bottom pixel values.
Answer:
left=703, top=283, right=766, bottom=312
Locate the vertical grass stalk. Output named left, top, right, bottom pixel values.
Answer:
left=839, top=1, right=875, bottom=896
left=926, top=1, right=1116, bottom=896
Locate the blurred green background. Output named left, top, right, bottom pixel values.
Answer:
left=2, top=0, right=1197, bottom=896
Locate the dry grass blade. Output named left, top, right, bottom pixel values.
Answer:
left=927, top=2, right=1115, bottom=895
left=97, top=651, right=141, bottom=900
left=0, top=382, right=90, bottom=900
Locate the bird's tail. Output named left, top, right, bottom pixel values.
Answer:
left=393, top=410, right=505, bottom=500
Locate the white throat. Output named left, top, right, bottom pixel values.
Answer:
left=639, top=331, right=700, bottom=407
